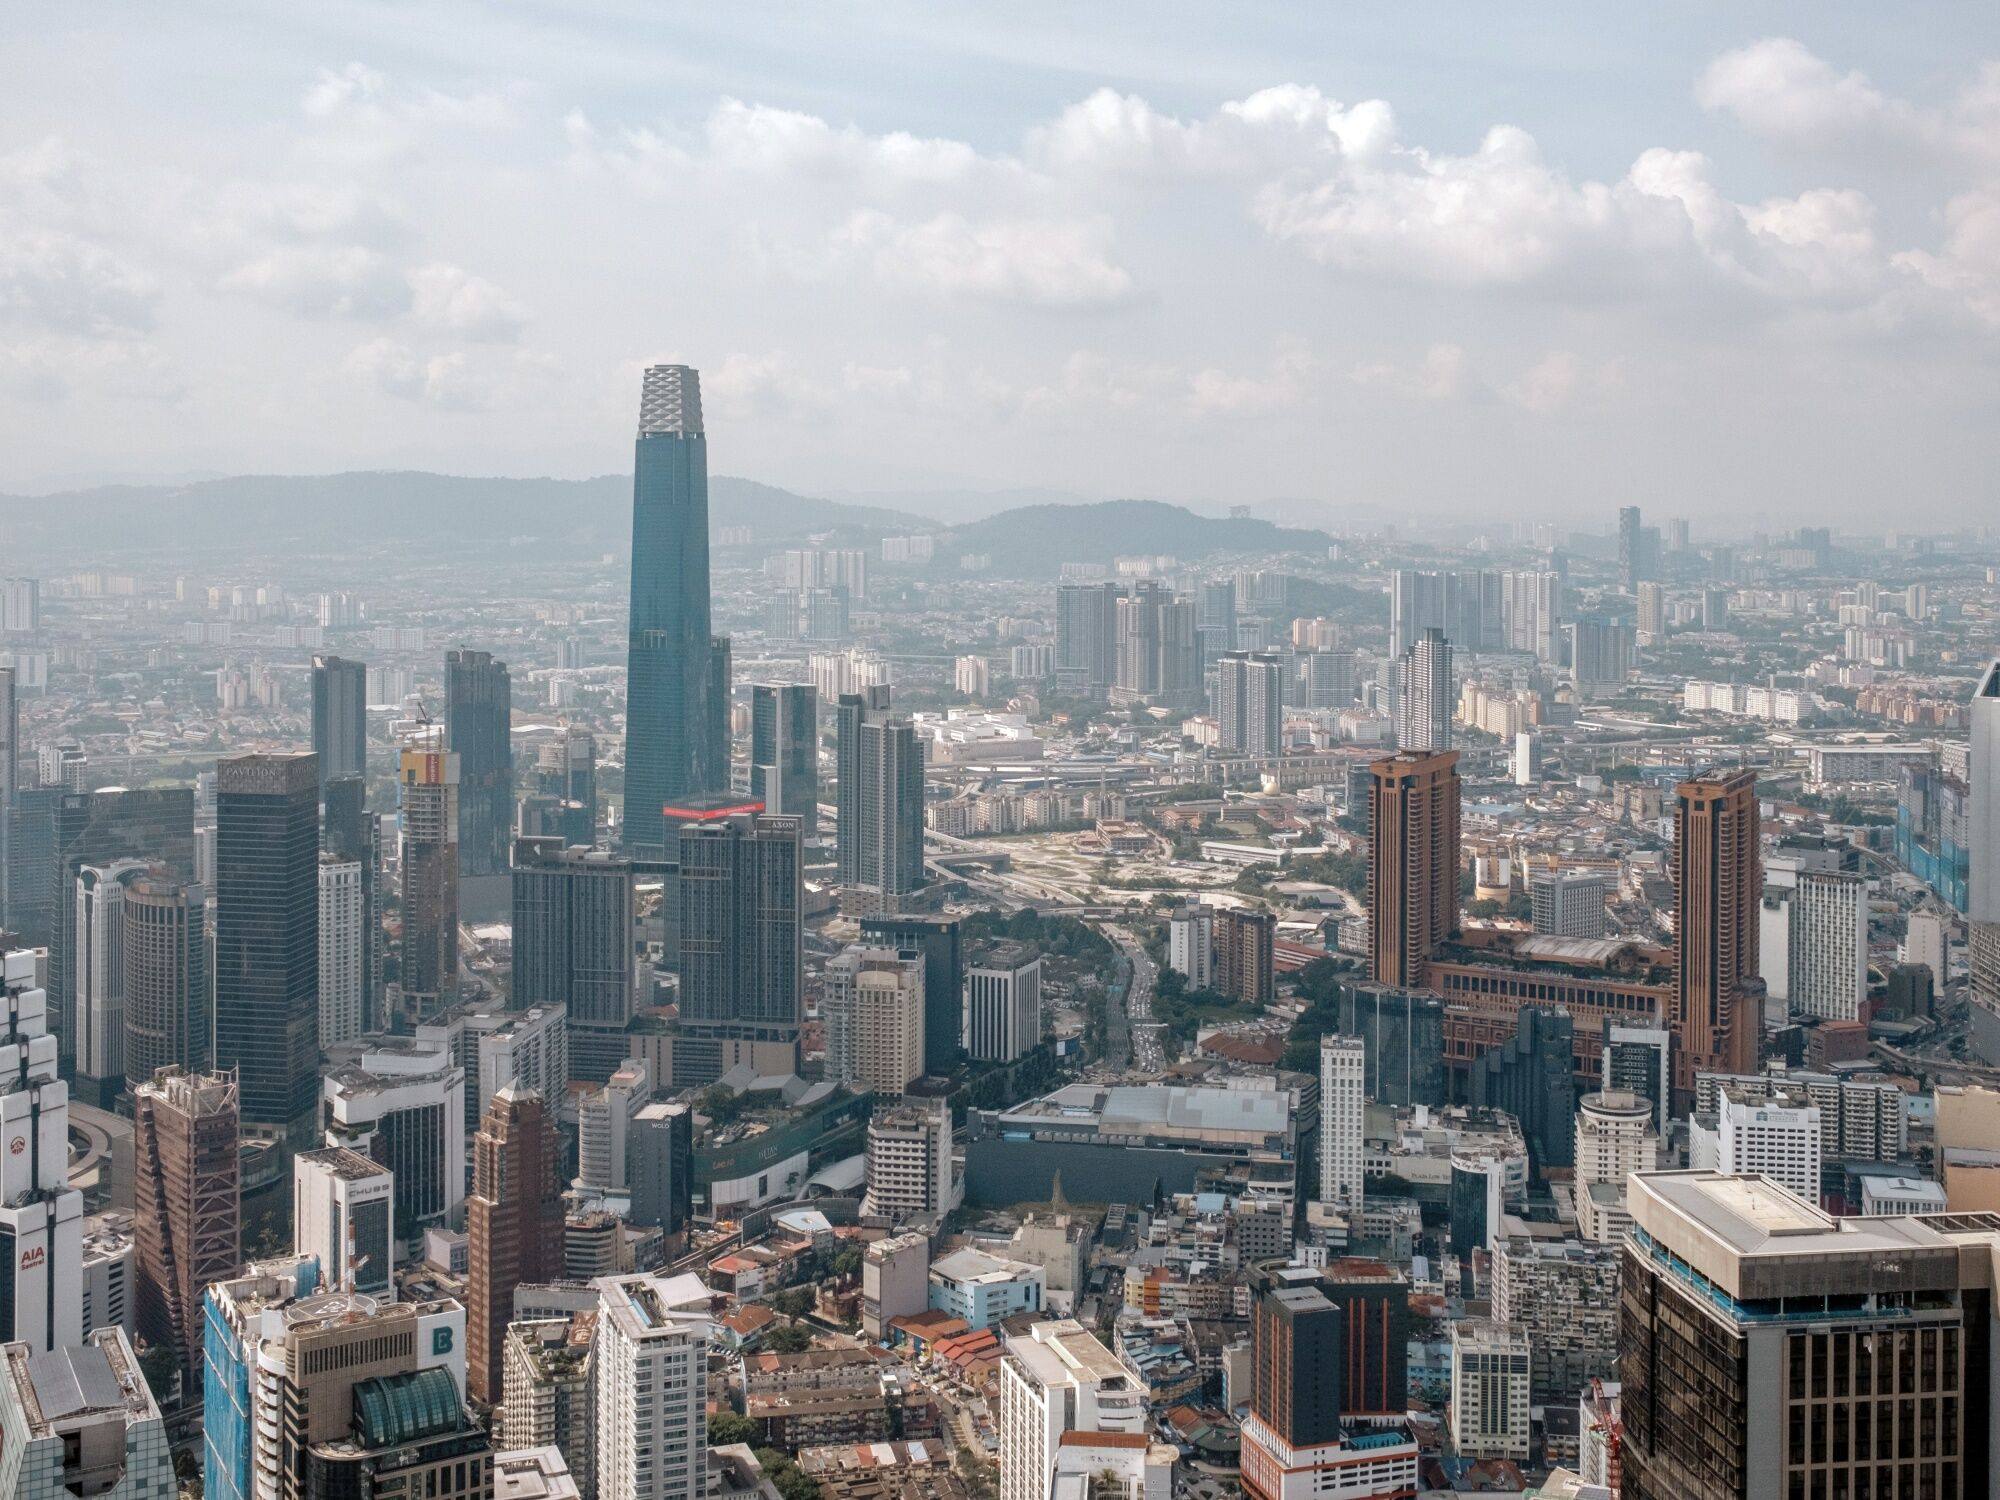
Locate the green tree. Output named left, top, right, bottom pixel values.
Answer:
left=765, top=1323, right=814, bottom=1353
left=137, top=1344, right=178, bottom=1404
left=772, top=1287, right=814, bottom=1319
left=710, top=1411, right=759, bottom=1446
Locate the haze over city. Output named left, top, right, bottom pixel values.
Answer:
left=5, top=9, right=2000, bottom=1500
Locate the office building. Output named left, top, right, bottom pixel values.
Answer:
left=72, top=858, right=148, bottom=1106
left=446, top=649, right=513, bottom=879
left=399, top=740, right=461, bottom=1021
left=467, top=1087, right=564, bottom=1407
left=133, top=1068, right=240, bottom=1385
left=215, top=752, right=321, bottom=1137
left=574, top=1059, right=650, bottom=1197
left=1167, top=906, right=1214, bottom=991
left=304, top=1364, right=492, bottom=1499
left=629, top=1100, right=694, bottom=1239
left=322, top=775, right=383, bottom=1034
left=1319, top=1035, right=1364, bottom=1212
left=1303, top=650, right=1357, bottom=710
left=676, top=812, right=801, bottom=1083
left=1573, top=1090, right=1659, bottom=1244
left=0, top=950, right=83, bottom=1355
left=999, top=1319, right=1149, bottom=1500
left=929, top=1246, right=1043, bottom=1329
left=294, top=1145, right=394, bottom=1299
left=1787, top=870, right=1869, bottom=1021
left=120, top=873, right=209, bottom=1089
left=1241, top=1280, right=1420, bottom=1500
left=50, top=785, right=195, bottom=1079
left=1306, top=1260, right=1411, bottom=1421
left=472, top=1004, right=569, bottom=1136
left=622, top=366, right=730, bottom=858
left=823, top=945, right=926, bottom=1094
left=860, top=914, right=962, bottom=1078
left=200, top=1255, right=320, bottom=1500
left=1492, top=1237, right=1620, bottom=1405
left=1702, top=1087, right=1823, bottom=1203
left=1695, top=1069, right=1904, bottom=1163
left=1619, top=1169, right=2000, bottom=1499
left=1335, top=981, right=1445, bottom=1107
left=1530, top=869, right=1609, bottom=940
left=318, top=853, right=366, bottom=1047
left=593, top=1272, right=712, bottom=1500
left=1368, top=750, right=1460, bottom=988
left=1214, top=907, right=1275, bottom=1006
left=836, top=685, right=924, bottom=915
left=80, top=1214, right=134, bottom=1340
left=1449, top=1320, right=1531, bottom=1461
left=0, top=1328, right=174, bottom=1500
left=1616, top=505, right=1654, bottom=589
left=1672, top=768, right=1762, bottom=1096
left=1468, top=1004, right=1575, bottom=1178
left=0, top=666, right=13, bottom=935
left=324, top=1037, right=466, bottom=1243
left=1217, top=651, right=1283, bottom=756
left=510, top=839, right=635, bottom=1083
left=750, top=683, right=819, bottom=838
left=1601, top=1023, right=1673, bottom=1135
left=1054, top=583, right=1120, bottom=698
left=312, top=655, right=368, bottom=796
left=1394, top=628, right=1452, bottom=753
left=964, top=942, right=1041, bottom=1063
left=4, top=784, right=59, bottom=950
left=864, top=1099, right=954, bottom=1222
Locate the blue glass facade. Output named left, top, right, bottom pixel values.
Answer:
left=1897, top=761, right=1969, bottom=912
left=202, top=1258, right=318, bottom=1500
left=621, top=366, right=729, bottom=856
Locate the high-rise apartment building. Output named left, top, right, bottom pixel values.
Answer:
left=1449, top=1320, right=1532, bottom=1461
left=510, top=838, right=635, bottom=1083
left=311, top=655, right=368, bottom=796
left=1395, top=627, right=1452, bottom=753
left=1566, top=616, right=1635, bottom=696
left=1673, top=768, right=1763, bottom=1096
left=1368, top=750, right=1461, bottom=988
left=750, top=683, right=819, bottom=838
left=467, top=1087, right=564, bottom=1407
left=322, top=774, right=382, bottom=1034
left=0, top=665, right=14, bottom=935
left=964, top=942, right=1042, bottom=1063
left=398, top=740, right=460, bottom=1022
left=498, top=1315, right=596, bottom=1492
left=1573, top=1090, right=1659, bottom=1244
left=215, top=752, right=321, bottom=1138
left=1215, top=907, right=1275, bottom=1006
left=318, top=853, right=365, bottom=1047
left=574, top=1059, right=650, bottom=1197
left=1390, top=569, right=1500, bottom=658
left=676, top=812, right=801, bottom=1084
left=622, top=366, right=730, bottom=859
left=1217, top=651, right=1283, bottom=756
left=860, top=913, right=962, bottom=1077
left=592, top=1272, right=712, bottom=1500
left=1167, top=905, right=1214, bottom=990
left=445, top=649, right=512, bottom=879
left=1635, top=580, right=1665, bottom=641
left=823, top=945, right=926, bottom=1094
left=1491, top=1238, right=1620, bottom=1406
left=1530, top=869, right=1610, bottom=940
left=1617, top=504, right=1650, bottom=589
left=1788, top=870, right=1869, bottom=1021
left=836, top=685, right=924, bottom=915
left=1318, top=1035, right=1364, bottom=1213
left=0, top=1328, right=174, bottom=1500
left=999, top=1319, right=1150, bottom=1500
left=1620, top=1170, right=2000, bottom=1500
left=1055, top=582, right=1120, bottom=697
left=293, top=1145, right=394, bottom=1299
left=120, top=873, right=209, bottom=1090
left=0, top=950, right=83, bottom=1355
left=863, top=1098, right=954, bottom=1222
left=132, top=1067, right=240, bottom=1386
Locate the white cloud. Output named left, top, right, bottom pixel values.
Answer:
left=838, top=210, right=1135, bottom=309
left=408, top=263, right=526, bottom=340
left=1186, top=342, right=1316, bottom=415
left=1350, top=343, right=1469, bottom=401
left=1696, top=39, right=1917, bottom=151
left=344, top=337, right=555, bottom=410
left=0, top=232, right=159, bottom=336
left=1502, top=351, right=1581, bottom=413
left=218, top=244, right=410, bottom=319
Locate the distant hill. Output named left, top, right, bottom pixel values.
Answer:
left=0, top=471, right=929, bottom=554
left=938, top=498, right=1334, bottom=576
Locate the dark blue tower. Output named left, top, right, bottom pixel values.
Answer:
left=620, top=365, right=729, bottom=858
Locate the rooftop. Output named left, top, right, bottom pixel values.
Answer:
left=995, top=1084, right=1291, bottom=1143
left=4, top=1330, right=157, bottom=1438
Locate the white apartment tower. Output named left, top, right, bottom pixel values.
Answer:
left=999, top=1319, right=1150, bottom=1500
left=1318, top=1035, right=1365, bottom=1214
left=1788, top=870, right=1870, bottom=1021
left=318, top=854, right=366, bottom=1048
left=1167, top=907, right=1213, bottom=991
left=863, top=1099, right=954, bottom=1222
left=1573, top=1090, right=1659, bottom=1244
left=1216, top=652, right=1283, bottom=757
left=1396, top=628, right=1453, bottom=753
left=592, top=1272, right=712, bottom=1500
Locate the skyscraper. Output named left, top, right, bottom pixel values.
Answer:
left=1319, top=1035, right=1364, bottom=1212
left=1368, top=750, right=1461, bottom=988
left=293, top=1145, right=394, bottom=1298
left=676, top=813, right=801, bottom=1083
left=1617, top=504, right=1647, bottom=589
left=398, top=739, right=460, bottom=1022
left=511, top=836, right=635, bottom=1083
left=1054, top=582, right=1119, bottom=697
left=1787, top=869, right=1868, bottom=1021
left=49, top=786, right=194, bottom=1078
left=311, top=655, right=368, bottom=797
left=1217, top=651, right=1283, bottom=756
left=750, top=682, right=819, bottom=837
left=621, top=365, right=729, bottom=859
left=860, top=912, right=962, bottom=1077
left=133, top=1068, right=240, bottom=1387
left=1215, top=906, right=1275, bottom=1005
left=466, top=1086, right=564, bottom=1407
left=1673, top=767, right=1762, bottom=1096
left=0, top=664, right=14, bottom=934
left=822, top=944, right=926, bottom=1095
left=214, top=753, right=320, bottom=1138
left=0, top=949, right=84, bottom=1355
left=322, top=774, right=382, bottom=1033
left=73, top=858, right=148, bottom=1106
left=445, top=648, right=512, bottom=878
left=120, top=872, right=209, bottom=1090
left=836, top=685, right=924, bottom=915
left=1967, top=660, right=2000, bottom=1037
left=593, top=1272, right=713, bottom=1500
left=319, top=852, right=365, bottom=1047
left=1394, top=627, right=1452, bottom=752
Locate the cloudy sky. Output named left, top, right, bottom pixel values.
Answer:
left=6, top=3, right=2000, bottom=529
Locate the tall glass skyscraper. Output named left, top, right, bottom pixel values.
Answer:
left=621, top=365, right=729, bottom=859
left=310, top=655, right=367, bottom=798
left=445, top=648, right=512, bottom=878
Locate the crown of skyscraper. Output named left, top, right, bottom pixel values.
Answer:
left=638, top=364, right=703, bottom=437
